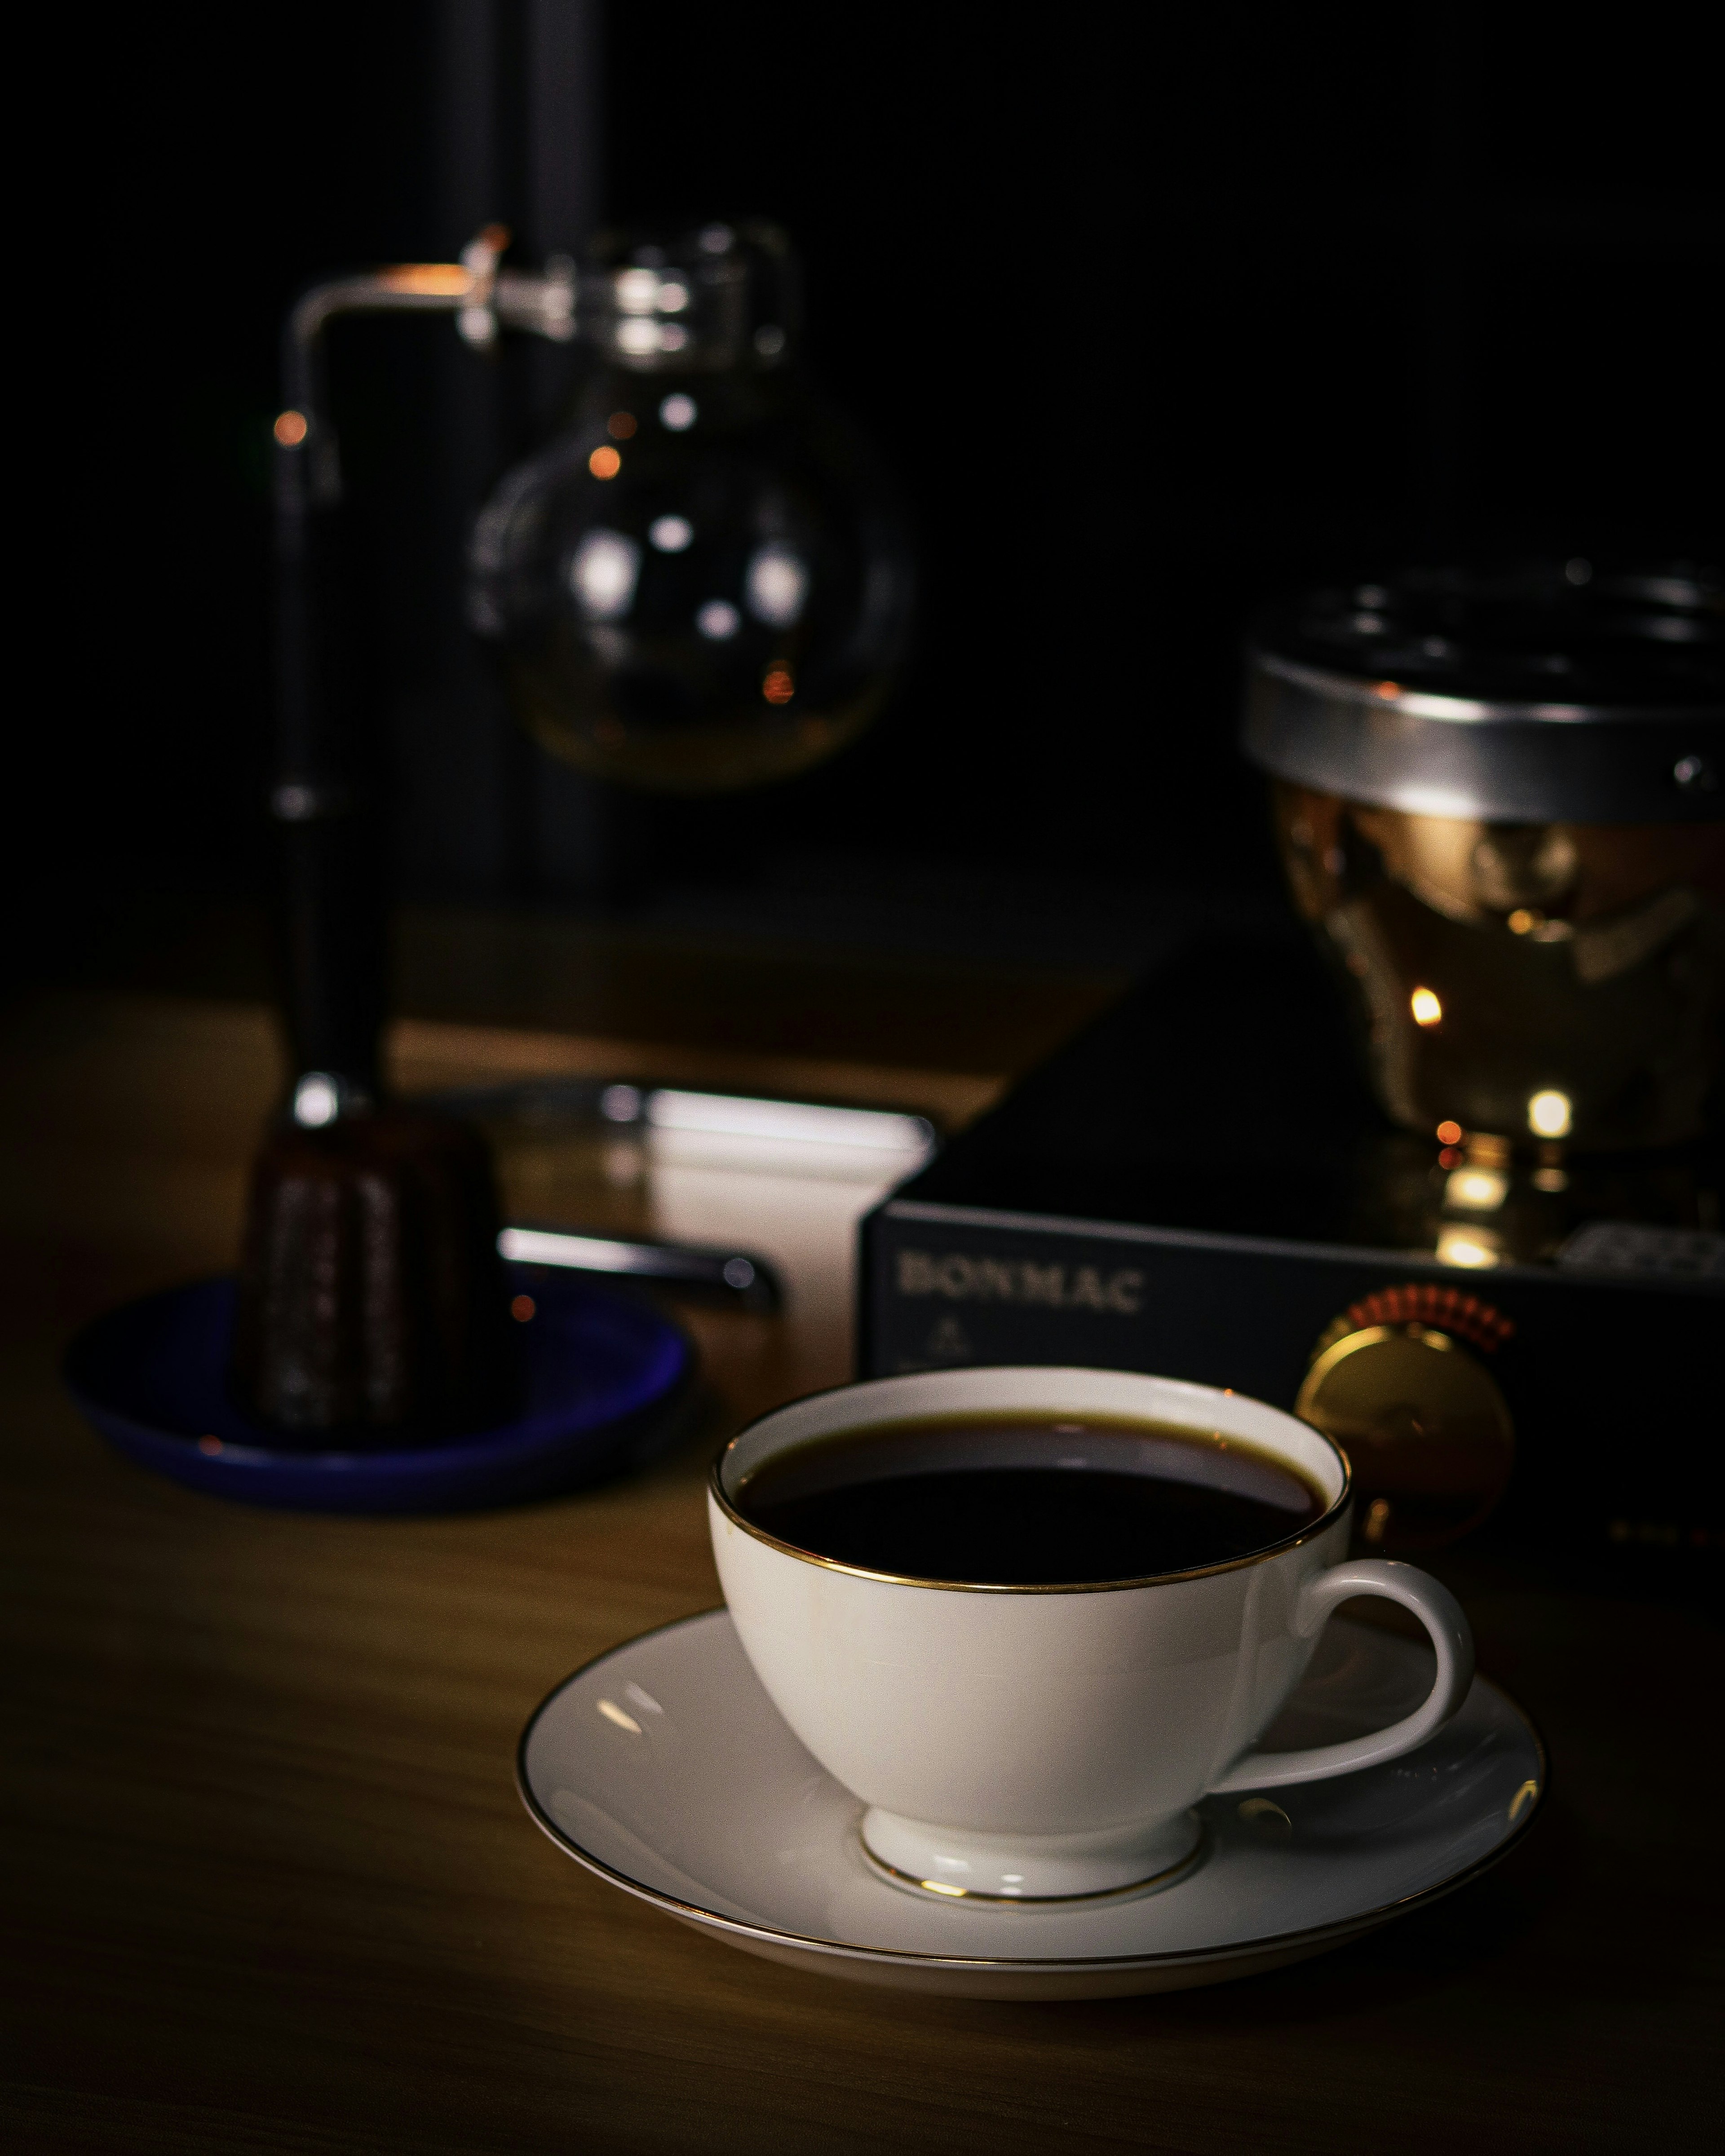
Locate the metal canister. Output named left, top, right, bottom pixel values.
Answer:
left=1243, top=561, right=1725, bottom=1155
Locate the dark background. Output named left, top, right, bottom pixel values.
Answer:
left=27, top=0, right=1724, bottom=977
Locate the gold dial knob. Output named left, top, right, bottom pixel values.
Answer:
left=1295, top=1315, right=1515, bottom=1553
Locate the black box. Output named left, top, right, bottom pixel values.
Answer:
left=859, top=933, right=1723, bottom=1564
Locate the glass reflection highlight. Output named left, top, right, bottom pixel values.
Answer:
left=746, top=543, right=809, bottom=627
left=1527, top=1090, right=1573, bottom=1139
left=1446, top=1166, right=1508, bottom=1211
left=569, top=530, right=641, bottom=620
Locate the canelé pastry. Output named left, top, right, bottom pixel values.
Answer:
left=230, top=1105, right=521, bottom=1440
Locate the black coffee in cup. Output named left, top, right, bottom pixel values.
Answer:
left=734, top=1414, right=1327, bottom=1586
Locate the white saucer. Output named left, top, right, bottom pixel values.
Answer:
left=517, top=1609, right=1544, bottom=2000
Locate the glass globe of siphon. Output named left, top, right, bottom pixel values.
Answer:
left=469, top=222, right=915, bottom=793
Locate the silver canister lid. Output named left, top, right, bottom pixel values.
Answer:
left=1243, top=561, right=1723, bottom=822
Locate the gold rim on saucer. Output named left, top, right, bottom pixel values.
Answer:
left=516, top=1610, right=1550, bottom=1976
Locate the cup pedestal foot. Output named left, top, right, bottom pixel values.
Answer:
left=859, top=1807, right=1206, bottom=1904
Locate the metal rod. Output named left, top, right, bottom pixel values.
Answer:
left=266, top=227, right=579, bottom=1112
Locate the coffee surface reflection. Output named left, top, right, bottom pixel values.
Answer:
left=735, top=1414, right=1326, bottom=1585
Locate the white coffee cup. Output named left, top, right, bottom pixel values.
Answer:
left=709, top=1365, right=1473, bottom=1902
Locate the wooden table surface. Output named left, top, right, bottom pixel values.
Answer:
left=2, top=955, right=1717, bottom=2154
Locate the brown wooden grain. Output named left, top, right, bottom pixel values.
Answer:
left=1, top=976, right=1717, bottom=2155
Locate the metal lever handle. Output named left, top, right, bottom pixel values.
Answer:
left=499, top=1227, right=783, bottom=1312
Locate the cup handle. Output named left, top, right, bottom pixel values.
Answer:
left=1208, top=1558, right=1475, bottom=1794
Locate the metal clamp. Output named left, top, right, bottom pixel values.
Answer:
left=275, top=225, right=580, bottom=509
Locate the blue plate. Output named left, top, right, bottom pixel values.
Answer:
left=63, top=1266, right=695, bottom=1514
